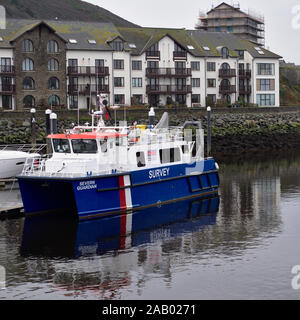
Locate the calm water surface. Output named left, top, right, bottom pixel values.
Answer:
left=1, top=152, right=300, bottom=300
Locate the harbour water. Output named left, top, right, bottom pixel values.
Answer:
left=0, top=151, right=300, bottom=300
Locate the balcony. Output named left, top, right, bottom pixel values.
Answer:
left=219, top=69, right=236, bottom=78
left=146, top=85, right=192, bottom=94
left=0, top=84, right=16, bottom=94
left=239, top=69, right=251, bottom=79
left=67, top=66, right=110, bottom=76
left=68, top=84, right=110, bottom=94
left=239, top=85, right=252, bottom=95
left=0, top=66, right=15, bottom=75
left=146, top=68, right=192, bottom=78
left=173, top=51, right=187, bottom=60
left=219, top=85, right=236, bottom=94
left=145, top=51, right=160, bottom=60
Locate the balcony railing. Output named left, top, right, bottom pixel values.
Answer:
left=67, top=66, right=110, bottom=76
left=146, top=68, right=192, bottom=77
left=219, top=85, right=236, bottom=94
left=145, top=51, right=160, bottom=59
left=219, top=69, right=236, bottom=78
left=0, top=84, right=16, bottom=94
left=239, top=69, right=251, bottom=78
left=68, top=84, right=110, bottom=94
left=0, top=65, right=15, bottom=74
left=146, top=85, right=192, bottom=94
left=173, top=51, right=187, bottom=60
left=239, top=85, right=252, bottom=94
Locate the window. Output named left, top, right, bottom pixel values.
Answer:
left=227, top=27, right=233, bottom=31
left=207, top=94, right=216, bottom=104
left=175, top=61, right=186, bottom=69
left=68, top=59, right=78, bottom=67
left=148, top=42, right=159, bottom=52
left=191, top=61, right=200, bottom=71
left=111, top=40, right=124, bottom=51
left=132, top=78, right=142, bottom=87
left=53, top=139, right=71, bottom=153
left=147, top=61, right=159, bottom=69
left=207, top=79, right=216, bottom=87
left=216, top=27, right=221, bottom=31
left=48, top=58, right=59, bottom=71
left=175, top=94, right=186, bottom=104
left=23, top=95, right=35, bottom=108
left=69, top=39, right=77, bottom=44
left=129, top=43, right=136, bottom=48
left=113, top=59, right=124, bottom=70
left=23, top=77, right=35, bottom=90
left=192, top=94, right=201, bottom=103
left=71, top=139, right=98, bottom=154
left=207, top=62, right=216, bottom=72
left=22, top=58, right=34, bottom=71
left=256, top=94, right=275, bottom=106
left=192, top=78, right=200, bottom=88
left=1, top=58, right=11, bottom=72
left=132, top=95, right=143, bottom=104
left=257, top=79, right=275, bottom=91
left=114, top=77, right=124, bottom=87
left=159, top=148, right=181, bottom=164
left=88, top=39, right=97, bottom=44
left=237, top=50, right=244, bottom=59
left=48, top=95, right=60, bottom=106
left=95, top=59, right=104, bottom=67
left=2, top=95, right=12, bottom=110
left=48, top=77, right=60, bottom=90
left=257, top=63, right=275, bottom=75
left=221, top=47, right=229, bottom=59
left=136, top=152, right=146, bottom=167
left=22, top=39, right=33, bottom=52
left=174, top=43, right=185, bottom=52
left=47, top=40, right=59, bottom=53
left=69, top=95, right=78, bottom=109
left=114, top=94, right=125, bottom=104
left=132, top=60, right=142, bottom=70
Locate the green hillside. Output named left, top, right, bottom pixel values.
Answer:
left=1, top=0, right=139, bottom=27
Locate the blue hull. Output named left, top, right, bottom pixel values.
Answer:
left=18, top=159, right=219, bottom=220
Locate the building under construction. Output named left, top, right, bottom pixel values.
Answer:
left=196, top=2, right=265, bottom=47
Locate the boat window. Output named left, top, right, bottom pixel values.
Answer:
left=136, top=152, right=146, bottom=167
left=100, top=138, right=108, bottom=153
left=71, top=139, right=98, bottom=154
left=52, top=139, right=71, bottom=153
left=159, top=148, right=181, bottom=164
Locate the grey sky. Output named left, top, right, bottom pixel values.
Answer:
left=86, top=0, right=300, bottom=64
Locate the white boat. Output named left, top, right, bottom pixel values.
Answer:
left=0, top=144, right=46, bottom=179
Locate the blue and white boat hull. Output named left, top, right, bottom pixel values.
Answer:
left=18, top=158, right=219, bottom=220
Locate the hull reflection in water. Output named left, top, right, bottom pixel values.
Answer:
left=20, top=196, right=220, bottom=258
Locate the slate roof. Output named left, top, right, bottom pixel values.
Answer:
left=0, top=18, right=282, bottom=59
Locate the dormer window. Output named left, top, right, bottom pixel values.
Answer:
left=221, top=47, right=229, bottom=59
left=111, top=40, right=124, bottom=51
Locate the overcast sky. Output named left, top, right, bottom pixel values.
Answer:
left=86, top=0, right=300, bottom=64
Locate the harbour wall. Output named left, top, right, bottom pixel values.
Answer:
left=1, top=107, right=300, bottom=158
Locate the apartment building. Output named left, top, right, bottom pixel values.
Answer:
left=0, top=18, right=281, bottom=111
left=196, top=2, right=265, bottom=47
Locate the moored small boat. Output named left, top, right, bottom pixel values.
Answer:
left=17, top=110, right=220, bottom=220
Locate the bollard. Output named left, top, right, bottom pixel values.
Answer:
left=207, top=106, right=211, bottom=158
left=148, top=107, right=155, bottom=126
left=30, top=108, right=36, bottom=146
left=45, top=109, right=52, bottom=135
left=50, top=112, right=57, bottom=134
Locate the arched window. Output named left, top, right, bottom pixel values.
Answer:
left=48, top=58, right=59, bottom=71
left=49, top=95, right=60, bottom=106
left=48, top=77, right=60, bottom=90
left=23, top=95, right=35, bottom=108
left=221, top=62, right=230, bottom=70
left=23, top=77, right=35, bottom=90
left=22, top=58, right=34, bottom=71
left=221, top=47, right=229, bottom=59
left=22, top=39, right=33, bottom=52
left=47, top=40, right=59, bottom=53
